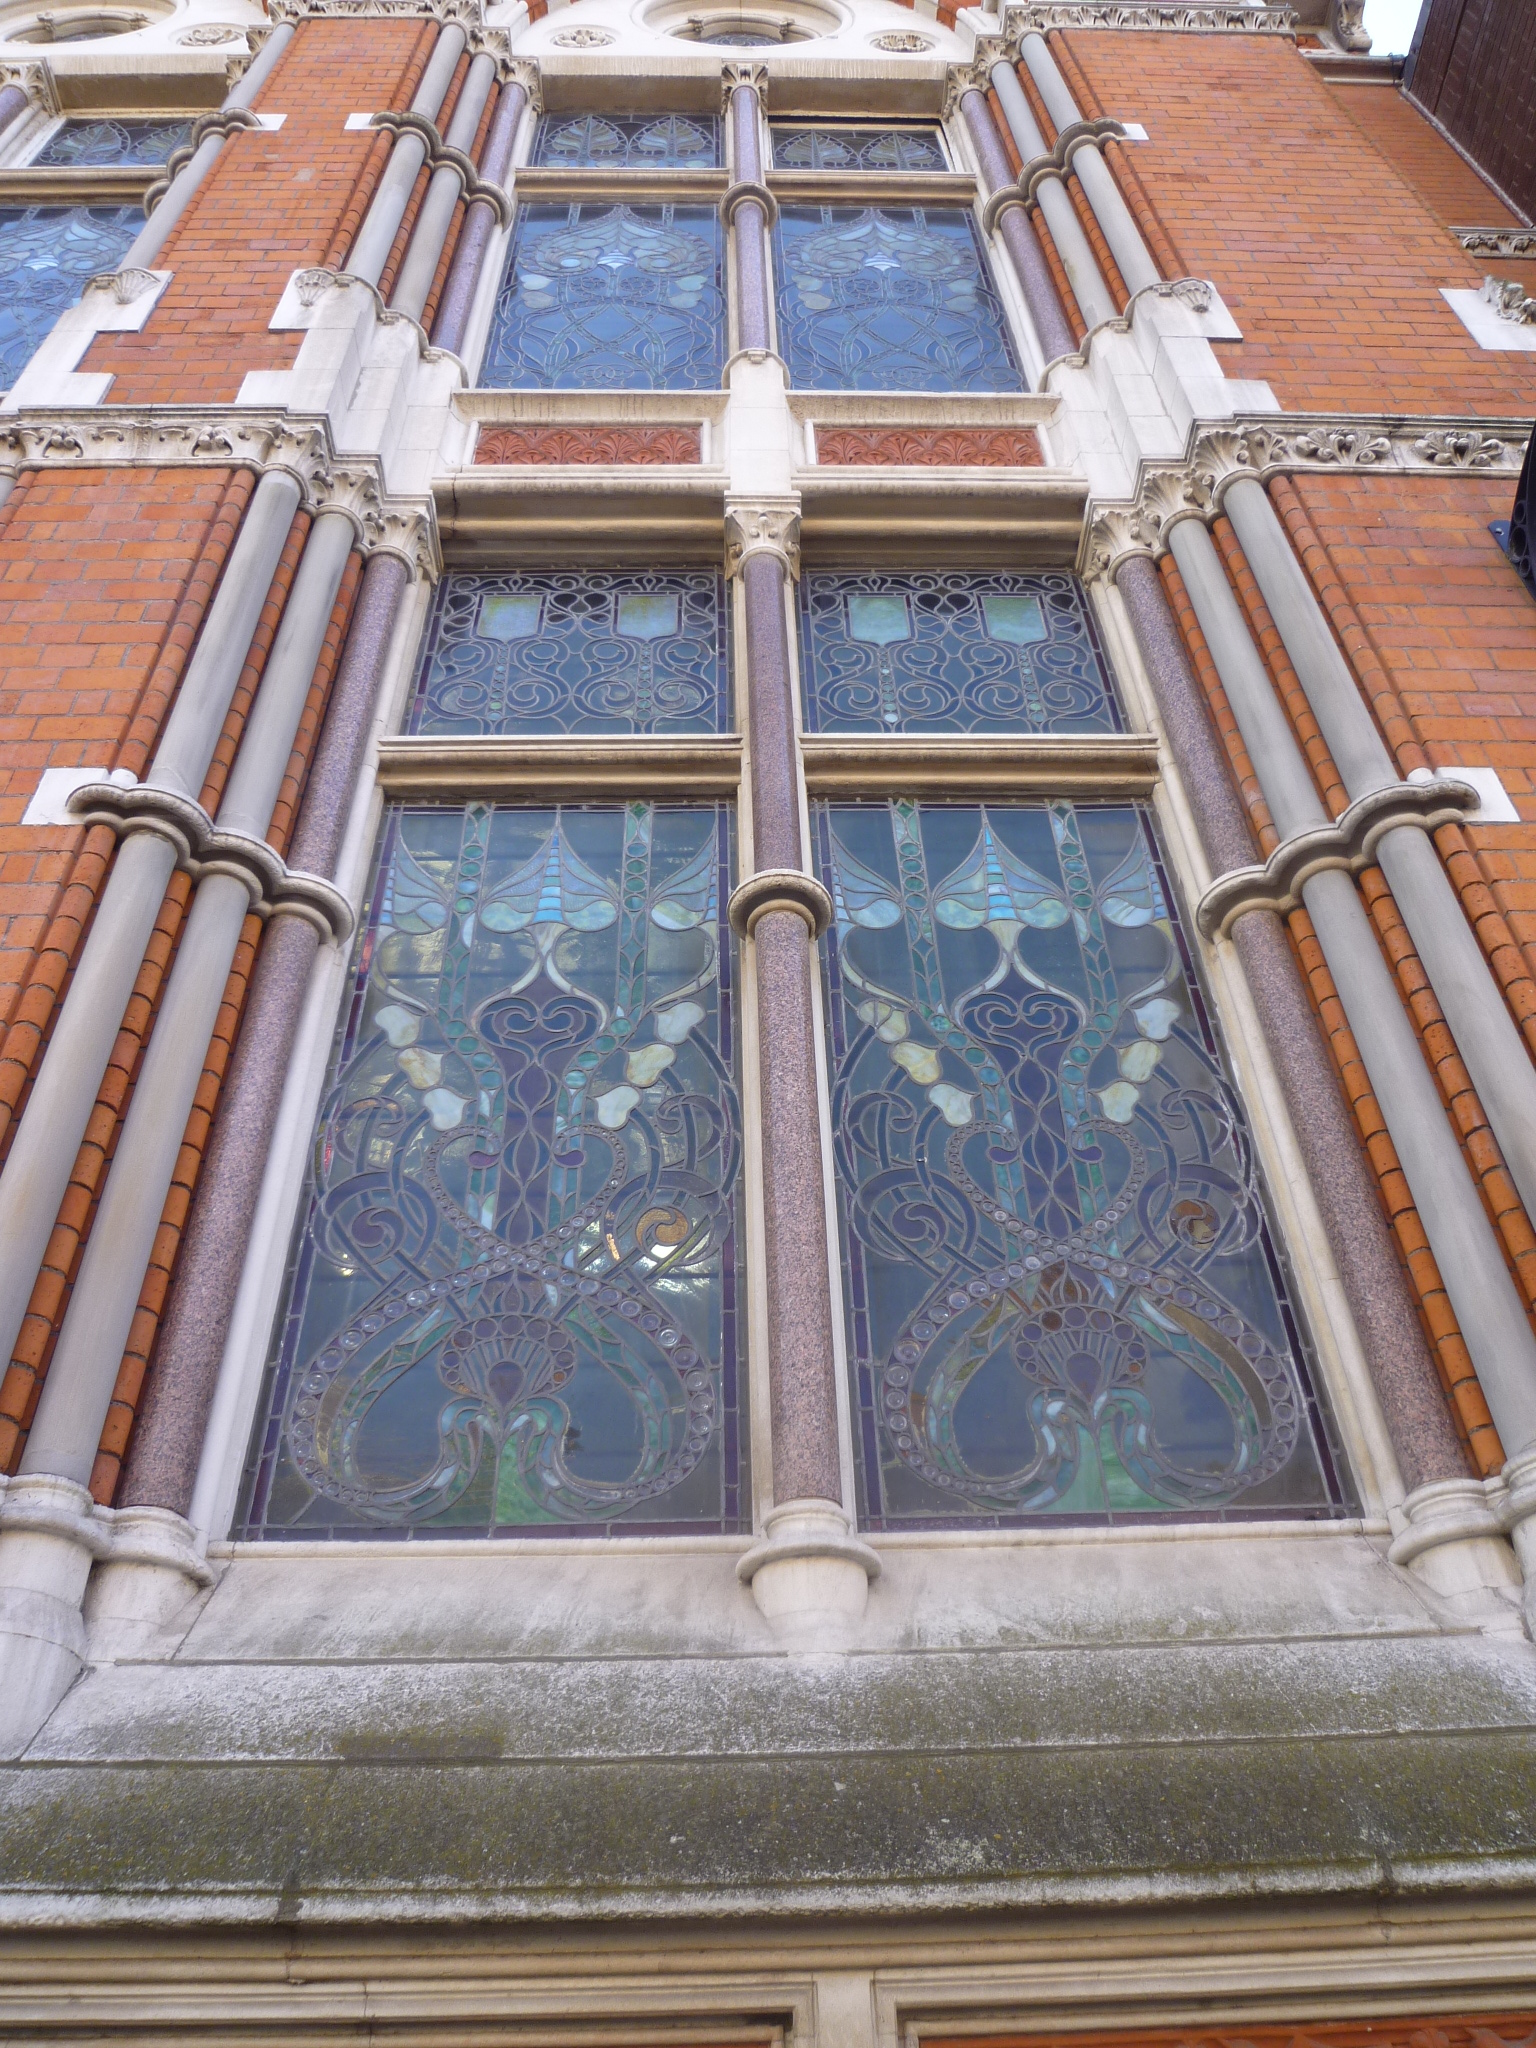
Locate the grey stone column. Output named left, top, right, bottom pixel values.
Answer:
left=0, top=467, right=301, bottom=1384
left=121, top=551, right=410, bottom=1516
left=959, top=86, right=1076, bottom=367
left=122, top=24, right=296, bottom=270
left=1016, top=31, right=1160, bottom=297
left=1223, top=472, right=1536, bottom=1233
left=18, top=511, right=359, bottom=1491
left=1167, top=517, right=1536, bottom=1587
left=725, top=68, right=771, bottom=352
left=1116, top=554, right=1466, bottom=1493
left=389, top=51, right=498, bottom=323
left=988, top=59, right=1116, bottom=331
left=345, top=23, right=467, bottom=289
left=430, top=75, right=527, bottom=359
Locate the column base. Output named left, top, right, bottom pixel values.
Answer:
left=0, top=1474, right=102, bottom=1757
left=83, top=1504, right=214, bottom=1662
left=1387, top=1476, right=1525, bottom=1634
left=738, top=1499, right=881, bottom=1642
left=1499, top=1446, right=1536, bottom=1640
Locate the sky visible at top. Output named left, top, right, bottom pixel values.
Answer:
left=1362, top=0, right=1424, bottom=53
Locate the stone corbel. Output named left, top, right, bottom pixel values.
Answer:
left=724, top=496, right=800, bottom=579
left=1329, top=0, right=1370, bottom=51
left=0, top=266, right=171, bottom=410
left=720, top=58, right=768, bottom=110
left=368, top=108, right=512, bottom=224
left=67, top=782, right=356, bottom=943
left=728, top=869, right=833, bottom=939
left=1483, top=276, right=1536, bottom=327
left=1195, top=778, right=1480, bottom=940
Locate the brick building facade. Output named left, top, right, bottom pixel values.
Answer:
left=1, top=0, right=1536, bottom=2040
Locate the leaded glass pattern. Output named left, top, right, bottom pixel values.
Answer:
left=0, top=204, right=139, bottom=390
left=241, top=802, right=746, bottom=1538
left=532, top=113, right=720, bottom=169
left=32, top=116, right=193, bottom=166
left=816, top=799, right=1342, bottom=1528
left=799, top=572, right=1122, bottom=735
left=774, top=206, right=1022, bottom=391
left=481, top=203, right=725, bottom=389
left=770, top=125, right=949, bottom=171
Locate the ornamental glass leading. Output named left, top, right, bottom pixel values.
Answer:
left=770, top=125, right=949, bottom=171
left=816, top=798, right=1342, bottom=1527
left=0, top=205, right=141, bottom=389
left=532, top=113, right=720, bottom=168
left=32, top=117, right=193, bottom=166
left=242, top=802, right=746, bottom=1538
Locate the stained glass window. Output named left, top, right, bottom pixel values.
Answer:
left=774, top=206, right=1022, bottom=391
left=409, top=571, right=730, bottom=737
left=771, top=125, right=949, bottom=171
left=816, top=798, right=1343, bottom=1528
left=0, top=204, right=140, bottom=390
left=532, top=113, right=720, bottom=169
left=800, top=572, right=1121, bottom=735
left=241, top=802, right=746, bottom=1538
left=32, top=116, right=193, bottom=166
left=481, top=203, right=725, bottom=390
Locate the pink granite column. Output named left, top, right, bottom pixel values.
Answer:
left=959, top=85, right=1077, bottom=368
left=431, top=76, right=528, bottom=360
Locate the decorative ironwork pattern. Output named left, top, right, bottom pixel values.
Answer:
left=770, top=124, right=950, bottom=171
left=799, top=572, right=1120, bottom=736
left=775, top=206, right=1023, bottom=392
left=408, top=571, right=729, bottom=737
left=0, top=204, right=140, bottom=390
left=532, top=113, right=720, bottom=168
left=482, top=203, right=726, bottom=390
left=815, top=798, right=1341, bottom=1528
left=814, top=426, right=1043, bottom=466
left=32, top=116, right=193, bottom=166
left=241, top=801, right=745, bottom=1539
left=474, top=424, right=702, bottom=465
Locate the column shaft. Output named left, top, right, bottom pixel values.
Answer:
left=430, top=80, right=526, bottom=358
left=729, top=83, right=771, bottom=353
left=960, top=89, right=1076, bottom=366
left=345, top=23, right=466, bottom=288
left=988, top=60, right=1115, bottom=331
left=390, top=52, right=498, bottom=323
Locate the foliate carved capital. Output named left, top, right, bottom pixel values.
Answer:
left=724, top=497, right=800, bottom=580
left=720, top=59, right=768, bottom=110
left=0, top=59, right=56, bottom=115
left=269, top=0, right=480, bottom=20
left=941, top=56, right=993, bottom=122
left=1457, top=228, right=1536, bottom=257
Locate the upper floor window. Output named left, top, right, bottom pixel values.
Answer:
left=774, top=205, right=1023, bottom=392
left=800, top=572, right=1120, bottom=736
left=31, top=116, right=192, bottom=167
left=770, top=124, right=949, bottom=172
left=0, top=203, right=140, bottom=389
left=409, top=570, right=730, bottom=737
left=481, top=203, right=725, bottom=390
left=532, top=112, right=720, bottom=170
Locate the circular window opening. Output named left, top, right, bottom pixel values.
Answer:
left=5, top=4, right=156, bottom=36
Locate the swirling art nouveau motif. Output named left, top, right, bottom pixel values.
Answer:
left=799, top=572, right=1120, bottom=735
left=533, top=113, right=720, bottom=168
left=241, top=803, right=745, bottom=1537
left=769, top=125, right=950, bottom=170
left=774, top=206, right=1023, bottom=391
left=483, top=204, right=726, bottom=390
left=0, top=205, right=141, bottom=389
left=815, top=799, right=1343, bottom=1526
left=408, top=571, right=729, bottom=737
left=32, top=117, right=193, bottom=166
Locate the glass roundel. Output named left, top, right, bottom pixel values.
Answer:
left=816, top=798, right=1344, bottom=1528
left=241, top=802, right=746, bottom=1538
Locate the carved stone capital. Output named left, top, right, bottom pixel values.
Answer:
left=728, top=869, right=833, bottom=939
left=67, top=782, right=356, bottom=942
left=1457, top=227, right=1536, bottom=258
left=1330, top=0, right=1370, bottom=51
left=0, top=59, right=56, bottom=116
left=941, top=57, right=993, bottom=122
left=720, top=59, right=769, bottom=109
left=724, top=496, right=801, bottom=580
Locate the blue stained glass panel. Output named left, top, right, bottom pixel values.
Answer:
left=0, top=204, right=140, bottom=389
left=770, top=125, right=949, bottom=171
left=482, top=203, right=726, bottom=390
left=774, top=205, right=1023, bottom=392
left=533, top=113, right=720, bottom=168
left=816, top=798, right=1344, bottom=1528
left=241, top=802, right=746, bottom=1538
left=33, top=117, right=192, bottom=166
left=409, top=570, right=730, bottom=737
left=800, top=571, right=1122, bottom=735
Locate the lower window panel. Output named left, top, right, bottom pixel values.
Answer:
left=814, top=798, right=1348, bottom=1528
left=240, top=801, right=746, bottom=1538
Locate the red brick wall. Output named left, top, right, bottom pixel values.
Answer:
left=1059, top=28, right=1536, bottom=414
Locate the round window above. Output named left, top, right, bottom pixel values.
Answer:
left=3, top=3, right=162, bottom=37
left=671, top=14, right=810, bottom=42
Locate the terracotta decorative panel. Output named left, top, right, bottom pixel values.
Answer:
left=814, top=426, right=1043, bottom=467
left=474, top=425, right=703, bottom=466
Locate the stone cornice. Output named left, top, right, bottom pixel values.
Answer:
left=1002, top=1, right=1298, bottom=30
left=0, top=408, right=440, bottom=578
left=269, top=0, right=483, bottom=20
left=1456, top=227, right=1536, bottom=257
left=1083, top=413, right=1533, bottom=580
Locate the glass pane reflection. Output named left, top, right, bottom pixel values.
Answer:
left=815, top=798, right=1344, bottom=1528
left=532, top=113, right=720, bottom=168
left=242, top=802, right=745, bottom=1538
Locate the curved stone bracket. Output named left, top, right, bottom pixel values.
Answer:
left=67, top=782, right=355, bottom=943
left=721, top=178, right=779, bottom=229
left=1195, top=779, right=1480, bottom=940
left=728, top=868, right=833, bottom=939
left=369, top=108, right=512, bottom=224
left=1016, top=116, right=1127, bottom=204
